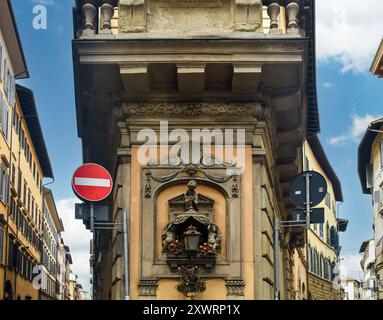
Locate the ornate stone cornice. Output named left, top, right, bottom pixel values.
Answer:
left=114, top=102, right=269, bottom=120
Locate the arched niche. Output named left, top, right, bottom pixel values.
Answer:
left=154, top=180, right=228, bottom=262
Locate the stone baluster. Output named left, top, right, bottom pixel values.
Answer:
left=81, top=1, right=97, bottom=36
left=100, top=0, right=115, bottom=34
left=267, top=2, right=281, bottom=34
left=286, top=1, right=300, bottom=32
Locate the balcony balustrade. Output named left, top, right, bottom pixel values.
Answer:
left=74, top=0, right=304, bottom=38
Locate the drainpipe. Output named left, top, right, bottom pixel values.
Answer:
left=336, top=201, right=344, bottom=300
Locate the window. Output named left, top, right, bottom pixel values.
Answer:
left=10, top=198, right=17, bottom=220
left=326, top=223, right=330, bottom=244
left=325, top=193, right=331, bottom=209
left=0, top=90, right=9, bottom=140
left=23, top=181, right=27, bottom=205
left=11, top=164, right=15, bottom=186
left=31, top=198, right=35, bottom=221
left=319, top=223, right=324, bottom=240
left=27, top=189, right=31, bottom=212
left=19, top=129, right=25, bottom=149
left=0, top=164, right=9, bottom=204
left=0, top=226, right=4, bottom=263
left=12, top=110, right=19, bottom=134
left=17, top=169, right=22, bottom=194
left=330, top=226, right=339, bottom=249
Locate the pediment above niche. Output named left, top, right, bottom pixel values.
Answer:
left=119, top=0, right=263, bottom=35
left=169, top=193, right=214, bottom=222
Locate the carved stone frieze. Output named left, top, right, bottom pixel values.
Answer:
left=114, top=102, right=269, bottom=120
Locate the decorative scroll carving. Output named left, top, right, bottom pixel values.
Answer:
left=119, top=0, right=146, bottom=33
left=234, top=0, right=263, bottom=32
left=231, top=175, right=239, bottom=198
left=225, top=279, right=245, bottom=296
left=138, top=279, right=158, bottom=296
left=146, top=159, right=237, bottom=187
left=144, top=171, right=152, bottom=198
left=114, top=102, right=269, bottom=120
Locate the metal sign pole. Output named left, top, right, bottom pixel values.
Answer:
left=90, top=202, right=95, bottom=300
left=305, top=173, right=311, bottom=229
left=123, top=210, right=130, bottom=300
left=274, top=217, right=280, bottom=300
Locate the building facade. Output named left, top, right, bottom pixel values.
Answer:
left=73, top=0, right=323, bottom=300
left=304, top=136, right=346, bottom=300
left=356, top=38, right=383, bottom=300
left=40, top=188, right=64, bottom=300
left=0, top=0, right=56, bottom=300
left=342, top=278, right=363, bottom=300
left=358, top=117, right=383, bottom=300
left=360, top=239, right=377, bottom=300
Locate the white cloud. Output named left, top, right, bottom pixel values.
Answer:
left=340, top=254, right=363, bottom=281
left=322, top=82, right=333, bottom=89
left=56, top=198, right=92, bottom=295
left=316, top=0, right=383, bottom=73
left=328, top=113, right=382, bottom=146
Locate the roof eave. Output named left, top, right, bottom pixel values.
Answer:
left=2, top=0, right=29, bottom=79
left=370, top=38, right=383, bottom=77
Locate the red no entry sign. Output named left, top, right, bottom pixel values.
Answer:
left=72, top=163, right=113, bottom=202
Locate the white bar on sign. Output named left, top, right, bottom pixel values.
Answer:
left=75, top=177, right=110, bottom=187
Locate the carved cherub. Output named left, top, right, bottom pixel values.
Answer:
left=162, top=223, right=176, bottom=251
left=184, top=180, right=199, bottom=213
left=208, top=223, right=222, bottom=252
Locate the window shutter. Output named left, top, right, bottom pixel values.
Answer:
left=330, top=227, right=339, bottom=249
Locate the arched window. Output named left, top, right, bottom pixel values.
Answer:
left=324, top=258, right=329, bottom=280
left=314, top=249, right=319, bottom=275
left=308, top=245, right=312, bottom=272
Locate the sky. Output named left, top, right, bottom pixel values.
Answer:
left=9, top=0, right=383, bottom=292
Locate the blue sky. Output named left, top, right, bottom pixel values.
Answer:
left=10, top=0, right=383, bottom=289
